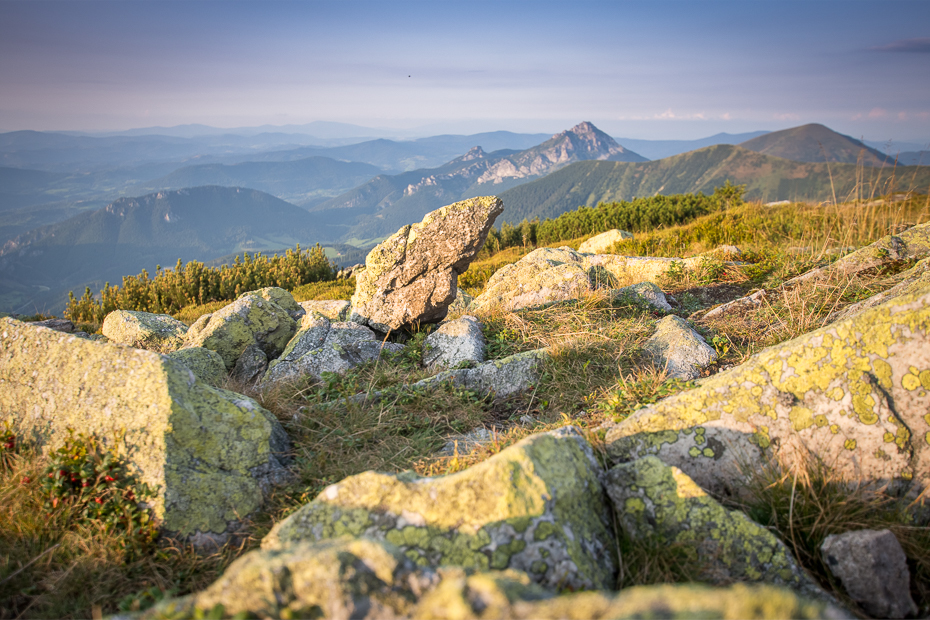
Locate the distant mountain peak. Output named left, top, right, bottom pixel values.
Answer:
left=456, top=146, right=487, bottom=162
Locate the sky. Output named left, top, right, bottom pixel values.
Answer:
left=1, top=0, right=929, bottom=144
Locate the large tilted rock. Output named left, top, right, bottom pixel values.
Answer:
left=0, top=318, right=290, bottom=543
left=298, top=299, right=351, bottom=321
left=820, top=529, right=916, bottom=618
left=263, top=427, right=617, bottom=592
left=578, top=228, right=633, bottom=254
left=828, top=256, right=930, bottom=324
left=351, top=196, right=504, bottom=332
left=471, top=247, right=703, bottom=313
left=250, top=286, right=305, bottom=321
left=101, top=309, right=188, bottom=353
left=182, top=290, right=297, bottom=370
left=423, top=316, right=486, bottom=369
left=605, top=285, right=930, bottom=505
left=605, top=457, right=822, bottom=597
left=262, top=313, right=404, bottom=385
left=138, top=537, right=842, bottom=620
left=644, top=315, right=718, bottom=380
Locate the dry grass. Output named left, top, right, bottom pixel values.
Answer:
left=0, top=445, right=245, bottom=619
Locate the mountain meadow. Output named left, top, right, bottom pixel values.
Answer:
left=2, top=119, right=930, bottom=619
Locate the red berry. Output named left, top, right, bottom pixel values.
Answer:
left=21, top=476, right=30, bottom=484
left=105, top=476, right=115, bottom=482
left=82, top=481, right=91, bottom=487
left=95, top=497, right=103, bottom=504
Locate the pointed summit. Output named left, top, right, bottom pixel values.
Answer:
left=544, top=121, right=634, bottom=161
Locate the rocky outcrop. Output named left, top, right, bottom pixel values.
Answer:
left=578, top=229, right=633, bottom=254
left=350, top=196, right=503, bottom=332
left=605, top=284, right=930, bottom=504
left=136, top=537, right=839, bottom=620
left=828, top=256, right=930, bottom=324
left=165, top=346, right=226, bottom=386
left=101, top=309, right=189, bottom=353
left=643, top=315, right=717, bottom=380
left=820, top=529, right=917, bottom=618
left=182, top=290, right=297, bottom=370
left=0, top=318, right=290, bottom=543
left=470, top=247, right=704, bottom=313
left=264, top=427, right=616, bottom=592
left=423, top=316, right=486, bottom=369
left=249, top=286, right=305, bottom=321
left=605, top=457, right=822, bottom=597
left=262, top=314, right=403, bottom=386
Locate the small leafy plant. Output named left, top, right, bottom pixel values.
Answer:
left=40, top=429, right=157, bottom=547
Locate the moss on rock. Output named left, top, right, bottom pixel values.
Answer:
left=263, top=427, right=616, bottom=592
left=101, top=309, right=188, bottom=353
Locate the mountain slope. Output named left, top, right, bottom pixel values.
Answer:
left=613, top=131, right=768, bottom=160
left=131, top=157, right=381, bottom=207
left=0, top=186, right=331, bottom=314
left=308, top=122, right=647, bottom=242
left=496, top=145, right=930, bottom=225
left=739, top=124, right=890, bottom=166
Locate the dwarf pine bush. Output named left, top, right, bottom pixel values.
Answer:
left=64, top=244, right=335, bottom=323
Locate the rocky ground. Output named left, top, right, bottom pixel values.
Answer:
left=2, top=196, right=929, bottom=619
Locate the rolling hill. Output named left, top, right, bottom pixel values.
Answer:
left=0, top=186, right=332, bottom=314
left=738, top=124, right=890, bottom=166
left=495, top=144, right=930, bottom=225
left=131, top=157, right=382, bottom=207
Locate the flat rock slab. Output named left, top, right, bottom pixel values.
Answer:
left=0, top=318, right=290, bottom=543
left=298, top=299, right=350, bottom=321
left=102, top=310, right=189, bottom=353
left=821, top=529, right=916, bottom=618
left=351, top=196, right=503, bottom=332
left=605, top=285, right=930, bottom=505
left=605, top=456, right=823, bottom=599
left=643, top=315, right=717, bottom=380
left=263, top=427, right=616, bottom=593
left=415, top=348, right=547, bottom=400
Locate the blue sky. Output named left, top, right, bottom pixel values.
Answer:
left=1, top=0, right=928, bottom=143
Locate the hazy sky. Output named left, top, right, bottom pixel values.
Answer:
left=1, top=0, right=928, bottom=143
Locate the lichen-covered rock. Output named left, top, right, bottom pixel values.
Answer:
left=230, top=343, right=267, bottom=384
left=351, top=196, right=503, bottom=332
left=611, top=281, right=673, bottom=312
left=182, top=292, right=297, bottom=371
left=263, top=426, right=616, bottom=592
left=604, top=286, right=930, bottom=505
left=644, top=315, right=717, bottom=380
left=704, top=289, right=767, bottom=319
left=471, top=247, right=709, bottom=313
left=250, top=286, right=305, bottom=321
left=578, top=229, right=633, bottom=254
left=101, top=309, right=188, bottom=353
left=165, top=346, right=226, bottom=386
left=414, top=348, right=547, bottom=400
left=263, top=314, right=403, bottom=386
left=828, top=256, right=930, bottom=324
left=605, top=457, right=821, bottom=597
left=139, top=538, right=431, bottom=620
left=820, top=529, right=917, bottom=618
left=0, top=318, right=290, bottom=541
left=423, top=316, right=486, bottom=369
left=789, top=221, right=930, bottom=285
left=298, top=299, right=351, bottom=321
left=138, top=539, right=841, bottom=620
left=30, top=318, right=74, bottom=333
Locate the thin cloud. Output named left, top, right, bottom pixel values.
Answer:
left=870, top=38, right=930, bottom=53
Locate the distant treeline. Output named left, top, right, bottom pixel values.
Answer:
left=64, top=245, right=335, bottom=323
left=481, top=182, right=744, bottom=255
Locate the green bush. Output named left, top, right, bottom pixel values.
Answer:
left=65, top=245, right=336, bottom=323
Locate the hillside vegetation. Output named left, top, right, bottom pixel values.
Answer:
left=3, top=190, right=930, bottom=618
left=496, top=144, right=930, bottom=225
